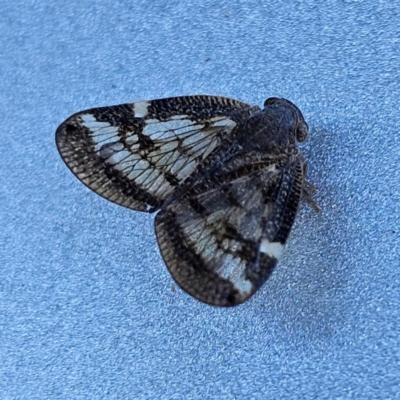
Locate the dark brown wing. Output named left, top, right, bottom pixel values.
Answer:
left=55, top=96, right=251, bottom=212
left=155, top=157, right=304, bottom=306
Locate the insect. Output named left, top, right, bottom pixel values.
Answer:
left=56, top=95, right=318, bottom=307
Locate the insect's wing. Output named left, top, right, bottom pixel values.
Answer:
left=56, top=96, right=251, bottom=212
left=155, top=158, right=304, bottom=306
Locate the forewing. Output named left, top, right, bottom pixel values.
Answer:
left=155, top=157, right=304, bottom=306
left=56, top=95, right=251, bottom=211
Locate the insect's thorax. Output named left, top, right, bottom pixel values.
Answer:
left=236, top=107, right=298, bottom=156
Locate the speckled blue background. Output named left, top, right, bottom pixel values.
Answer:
left=1, top=1, right=399, bottom=398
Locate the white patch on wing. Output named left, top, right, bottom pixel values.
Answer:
left=81, top=114, right=108, bottom=129
left=169, top=114, right=190, bottom=120
left=217, top=255, right=252, bottom=295
left=81, top=114, right=119, bottom=152
left=105, top=150, right=131, bottom=166
left=182, top=132, right=207, bottom=146
left=145, top=118, right=160, bottom=124
left=133, top=159, right=150, bottom=171
left=143, top=119, right=204, bottom=139
left=184, top=221, right=215, bottom=257
left=134, top=167, right=154, bottom=185
left=170, top=157, right=187, bottom=175
left=127, top=168, right=145, bottom=180
left=202, top=140, right=218, bottom=159
left=151, top=173, right=169, bottom=192
left=182, top=218, right=252, bottom=295
left=91, top=126, right=118, bottom=136
left=260, top=239, right=284, bottom=259
left=114, top=156, right=141, bottom=173
left=161, top=141, right=179, bottom=152
left=155, top=181, right=172, bottom=196
left=191, top=140, right=210, bottom=154
left=210, top=118, right=236, bottom=130
left=133, top=101, right=149, bottom=118
left=176, top=161, right=197, bottom=180
left=125, top=135, right=139, bottom=145
left=151, top=150, right=179, bottom=167
left=128, top=143, right=141, bottom=152
left=124, top=158, right=155, bottom=184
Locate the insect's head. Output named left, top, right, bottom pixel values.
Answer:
left=264, top=97, right=309, bottom=143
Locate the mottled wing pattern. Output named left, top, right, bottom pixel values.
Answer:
left=155, top=156, right=304, bottom=307
left=56, top=96, right=251, bottom=211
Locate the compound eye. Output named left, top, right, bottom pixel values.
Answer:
left=263, top=97, right=280, bottom=107
left=296, top=121, right=308, bottom=142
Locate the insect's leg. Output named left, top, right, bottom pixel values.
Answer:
left=302, top=181, right=321, bottom=212
left=300, top=156, right=321, bottom=212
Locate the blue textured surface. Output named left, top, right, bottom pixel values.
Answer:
left=1, top=1, right=400, bottom=398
